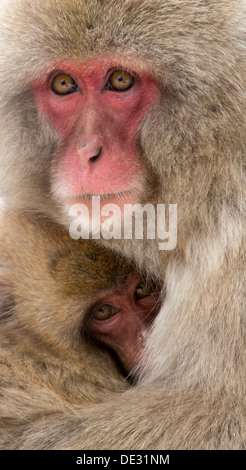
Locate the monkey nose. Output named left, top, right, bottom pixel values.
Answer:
left=77, top=140, right=103, bottom=167
left=78, top=144, right=102, bottom=167
left=89, top=148, right=102, bottom=163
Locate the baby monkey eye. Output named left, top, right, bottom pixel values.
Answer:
left=135, top=281, right=155, bottom=299
left=51, top=73, right=78, bottom=95
left=106, top=70, right=134, bottom=92
left=92, top=304, right=118, bottom=321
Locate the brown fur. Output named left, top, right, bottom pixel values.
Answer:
left=0, top=0, right=246, bottom=449
left=0, top=210, right=134, bottom=448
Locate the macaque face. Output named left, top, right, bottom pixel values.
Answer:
left=52, top=234, right=161, bottom=374
left=33, top=58, right=158, bottom=208
left=85, top=276, right=161, bottom=374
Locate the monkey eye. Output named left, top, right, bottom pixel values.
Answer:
left=135, top=281, right=155, bottom=299
left=92, top=304, right=118, bottom=321
left=106, top=70, right=134, bottom=92
left=51, top=73, right=78, bottom=95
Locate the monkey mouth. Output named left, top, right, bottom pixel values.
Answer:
left=67, top=187, right=141, bottom=201
left=65, top=188, right=143, bottom=214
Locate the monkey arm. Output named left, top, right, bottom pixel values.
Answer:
left=0, top=378, right=242, bottom=450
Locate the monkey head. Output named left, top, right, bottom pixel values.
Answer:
left=0, top=211, right=162, bottom=376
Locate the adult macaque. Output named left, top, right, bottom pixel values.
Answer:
left=0, top=210, right=161, bottom=449
left=0, top=0, right=246, bottom=449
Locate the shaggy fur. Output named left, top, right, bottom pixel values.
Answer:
left=0, top=0, right=246, bottom=449
left=0, top=211, right=131, bottom=448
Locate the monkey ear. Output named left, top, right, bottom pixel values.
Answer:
left=0, top=266, right=14, bottom=320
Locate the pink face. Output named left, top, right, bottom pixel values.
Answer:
left=33, top=58, right=158, bottom=205
left=85, top=276, right=161, bottom=374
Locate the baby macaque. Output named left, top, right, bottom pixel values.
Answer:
left=0, top=210, right=161, bottom=414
